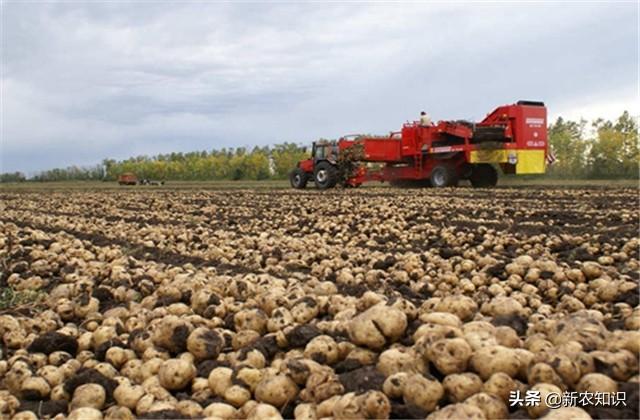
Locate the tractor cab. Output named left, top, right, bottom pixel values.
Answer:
left=312, top=140, right=339, bottom=164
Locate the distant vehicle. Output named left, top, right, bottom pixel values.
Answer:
left=290, top=100, right=550, bottom=189
left=118, top=172, right=138, bottom=185
left=118, top=173, right=165, bottom=186
left=139, top=178, right=165, bottom=186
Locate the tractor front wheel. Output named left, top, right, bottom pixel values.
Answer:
left=469, top=164, right=498, bottom=188
left=290, top=168, right=309, bottom=189
left=314, top=161, right=338, bottom=190
left=430, top=164, right=458, bottom=188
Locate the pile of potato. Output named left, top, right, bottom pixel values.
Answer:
left=0, top=187, right=638, bottom=419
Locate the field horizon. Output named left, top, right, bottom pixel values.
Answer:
left=0, top=178, right=638, bottom=192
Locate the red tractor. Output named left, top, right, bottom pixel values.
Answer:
left=290, top=101, right=549, bottom=189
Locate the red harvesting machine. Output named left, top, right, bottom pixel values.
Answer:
left=290, top=100, right=549, bottom=189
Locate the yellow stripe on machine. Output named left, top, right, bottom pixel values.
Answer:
left=469, top=149, right=546, bottom=174
left=515, top=150, right=546, bottom=174
left=469, top=149, right=510, bottom=163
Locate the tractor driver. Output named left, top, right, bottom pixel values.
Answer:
left=420, top=111, right=432, bottom=126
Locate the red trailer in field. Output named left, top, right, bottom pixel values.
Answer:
left=290, top=101, right=549, bottom=189
left=118, top=172, right=138, bottom=186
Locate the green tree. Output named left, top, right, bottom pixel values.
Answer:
left=0, top=172, right=26, bottom=182
left=246, top=148, right=271, bottom=180
left=615, top=111, right=639, bottom=178
left=547, top=117, right=588, bottom=178
left=588, top=117, right=628, bottom=179
left=271, top=143, right=308, bottom=179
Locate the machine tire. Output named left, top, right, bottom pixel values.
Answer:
left=314, top=161, right=338, bottom=190
left=289, top=168, right=309, bottom=189
left=430, top=164, right=459, bottom=188
left=469, top=164, right=498, bottom=188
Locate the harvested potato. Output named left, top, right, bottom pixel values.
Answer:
left=434, top=296, right=478, bottom=321
left=443, top=373, right=483, bottom=403
left=254, top=374, right=298, bottom=408
left=465, top=392, right=508, bottom=419
left=482, top=372, right=518, bottom=403
left=402, top=374, right=444, bottom=413
left=224, top=385, right=252, bottom=407
left=235, top=366, right=264, bottom=392
left=575, top=373, right=618, bottom=394
left=203, top=402, right=237, bottom=419
left=332, top=391, right=391, bottom=419
left=113, top=383, right=145, bottom=409
left=158, top=358, right=196, bottom=390
left=348, top=304, right=408, bottom=350
left=377, top=347, right=425, bottom=376
left=247, top=403, right=283, bottom=420
left=332, top=392, right=362, bottom=418
left=234, top=309, right=268, bottom=334
left=186, top=327, right=224, bottom=361
left=67, top=407, right=104, bottom=420
left=526, top=383, right=563, bottom=418
left=70, top=383, right=106, bottom=410
left=293, top=403, right=317, bottom=420
left=357, top=390, right=391, bottom=419
left=20, top=376, right=51, bottom=400
left=151, top=316, right=193, bottom=354
left=299, top=368, right=344, bottom=403
left=470, top=345, right=520, bottom=380
left=427, top=337, right=473, bottom=375
left=304, top=335, right=339, bottom=365
left=527, top=362, right=565, bottom=389
left=383, top=372, right=410, bottom=399
left=208, top=367, right=234, bottom=396
left=104, top=406, right=135, bottom=420
left=548, top=314, right=609, bottom=351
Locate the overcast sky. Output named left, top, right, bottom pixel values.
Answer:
left=1, top=1, right=638, bottom=174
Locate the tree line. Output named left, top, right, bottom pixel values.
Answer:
left=101, top=143, right=308, bottom=182
left=546, top=111, right=637, bottom=179
left=1, top=112, right=637, bottom=182
left=2, top=143, right=308, bottom=182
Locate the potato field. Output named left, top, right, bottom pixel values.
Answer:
left=0, top=186, right=638, bottom=420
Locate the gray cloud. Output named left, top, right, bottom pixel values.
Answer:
left=1, top=1, right=637, bottom=173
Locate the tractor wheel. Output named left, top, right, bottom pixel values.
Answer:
left=314, top=161, right=338, bottom=190
left=430, top=164, right=459, bottom=188
left=289, top=168, right=309, bottom=189
left=469, top=164, right=498, bottom=188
